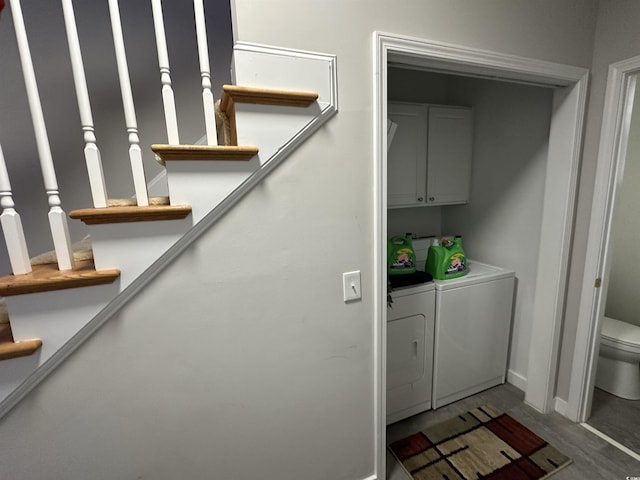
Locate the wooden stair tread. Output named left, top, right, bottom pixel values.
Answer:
left=217, top=85, right=318, bottom=147
left=0, top=323, right=42, bottom=361
left=0, top=259, right=120, bottom=296
left=151, top=144, right=259, bottom=162
left=70, top=204, right=192, bottom=225
left=220, top=85, right=318, bottom=110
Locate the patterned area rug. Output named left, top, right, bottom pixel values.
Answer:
left=389, top=404, right=572, bottom=480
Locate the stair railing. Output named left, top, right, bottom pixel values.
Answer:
left=9, top=0, right=75, bottom=271
left=108, top=0, right=149, bottom=207
left=0, top=145, right=31, bottom=275
left=61, top=0, right=109, bottom=209
left=2, top=0, right=225, bottom=274
left=194, top=0, right=218, bottom=146
left=151, top=0, right=180, bottom=145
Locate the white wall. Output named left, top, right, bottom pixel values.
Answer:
left=0, top=174, right=375, bottom=479
left=441, top=77, right=553, bottom=383
left=0, top=1, right=600, bottom=480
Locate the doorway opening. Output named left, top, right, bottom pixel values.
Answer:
left=373, top=32, right=588, bottom=478
left=569, top=55, right=640, bottom=445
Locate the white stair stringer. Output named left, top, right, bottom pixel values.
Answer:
left=166, top=43, right=337, bottom=225
left=0, top=43, right=337, bottom=418
left=0, top=283, right=119, bottom=403
left=90, top=218, right=193, bottom=288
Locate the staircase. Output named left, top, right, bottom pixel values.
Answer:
left=0, top=0, right=337, bottom=416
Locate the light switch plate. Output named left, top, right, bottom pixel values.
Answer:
left=343, top=270, right=361, bottom=302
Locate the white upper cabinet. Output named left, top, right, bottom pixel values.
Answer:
left=387, top=103, right=428, bottom=207
left=387, top=103, right=473, bottom=208
left=426, top=106, right=473, bottom=206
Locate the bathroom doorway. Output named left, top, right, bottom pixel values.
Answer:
left=568, top=56, right=640, bottom=456
left=575, top=70, right=640, bottom=456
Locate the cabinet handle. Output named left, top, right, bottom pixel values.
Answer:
left=429, top=197, right=435, bottom=202
left=412, top=340, right=418, bottom=360
left=417, top=197, right=424, bottom=202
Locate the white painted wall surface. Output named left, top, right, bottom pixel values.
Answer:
left=0, top=176, right=374, bottom=479
left=556, top=0, right=640, bottom=401
left=441, top=77, right=553, bottom=383
left=0, top=1, right=600, bottom=480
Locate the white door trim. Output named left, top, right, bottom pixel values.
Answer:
left=373, top=31, right=588, bottom=479
left=567, top=56, right=640, bottom=422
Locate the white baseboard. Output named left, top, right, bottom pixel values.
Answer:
left=554, top=396, right=568, bottom=416
left=507, top=369, right=527, bottom=391
left=508, top=371, right=570, bottom=417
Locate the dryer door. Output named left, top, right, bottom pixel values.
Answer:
left=387, top=314, right=425, bottom=390
left=386, top=287, right=435, bottom=423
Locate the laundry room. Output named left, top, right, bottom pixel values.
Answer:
left=385, top=65, right=556, bottom=422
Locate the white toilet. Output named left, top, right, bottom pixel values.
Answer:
left=595, top=316, right=640, bottom=400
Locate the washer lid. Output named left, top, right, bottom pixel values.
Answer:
left=434, top=261, right=515, bottom=290
left=601, top=316, right=640, bottom=348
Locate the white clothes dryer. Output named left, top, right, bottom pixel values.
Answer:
left=386, top=281, right=435, bottom=424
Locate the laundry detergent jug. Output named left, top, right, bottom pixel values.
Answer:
left=425, top=235, right=467, bottom=280
left=387, top=234, right=417, bottom=276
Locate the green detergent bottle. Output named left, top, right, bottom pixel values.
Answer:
left=425, top=235, right=468, bottom=280
left=387, top=234, right=417, bottom=276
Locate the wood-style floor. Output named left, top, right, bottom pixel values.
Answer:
left=387, top=383, right=640, bottom=479
left=588, top=386, right=640, bottom=455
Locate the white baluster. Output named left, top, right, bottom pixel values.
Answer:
left=151, top=0, right=179, bottom=145
left=193, top=0, right=217, bottom=146
left=9, top=0, right=74, bottom=271
left=108, top=0, right=149, bottom=206
left=61, top=0, right=108, bottom=208
left=0, top=145, right=31, bottom=275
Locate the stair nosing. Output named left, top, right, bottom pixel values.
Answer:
left=0, top=338, right=43, bottom=361
left=221, top=85, right=318, bottom=108
left=0, top=259, right=120, bottom=296
left=151, top=144, right=259, bottom=162
left=69, top=204, right=192, bottom=225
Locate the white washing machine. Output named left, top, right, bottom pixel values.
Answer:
left=432, top=261, right=515, bottom=408
left=386, top=281, right=435, bottom=424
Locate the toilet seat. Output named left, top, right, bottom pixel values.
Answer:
left=601, top=316, right=640, bottom=354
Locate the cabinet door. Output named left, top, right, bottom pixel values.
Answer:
left=426, top=106, right=473, bottom=206
left=387, top=103, right=428, bottom=207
